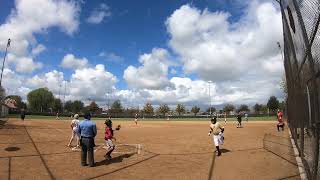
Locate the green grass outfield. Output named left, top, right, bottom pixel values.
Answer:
left=8, top=114, right=278, bottom=121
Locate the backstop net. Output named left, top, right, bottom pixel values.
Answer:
left=280, top=0, right=320, bottom=179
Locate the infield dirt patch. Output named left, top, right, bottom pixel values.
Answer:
left=0, top=118, right=300, bottom=180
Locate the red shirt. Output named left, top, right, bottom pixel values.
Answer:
left=105, top=126, right=113, bottom=140
left=277, top=111, right=283, bottom=124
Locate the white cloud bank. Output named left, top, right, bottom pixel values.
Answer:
left=166, top=2, right=283, bottom=81
left=0, top=0, right=80, bottom=73
left=122, top=1, right=284, bottom=106
left=61, top=54, right=89, bottom=70
left=124, top=48, right=174, bottom=90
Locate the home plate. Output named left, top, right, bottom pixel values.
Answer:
left=71, top=147, right=81, bottom=151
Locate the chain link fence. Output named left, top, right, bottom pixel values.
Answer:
left=280, top=0, right=320, bottom=179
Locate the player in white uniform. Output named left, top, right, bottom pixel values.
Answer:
left=134, top=113, right=138, bottom=125
left=208, top=117, right=225, bottom=156
left=67, top=114, right=80, bottom=148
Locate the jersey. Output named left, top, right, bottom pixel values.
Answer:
left=210, top=122, right=223, bottom=135
left=105, top=126, right=114, bottom=140
left=277, top=111, right=283, bottom=124
left=71, top=119, right=80, bottom=131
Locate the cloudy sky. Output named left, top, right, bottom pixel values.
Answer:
left=0, top=0, right=284, bottom=109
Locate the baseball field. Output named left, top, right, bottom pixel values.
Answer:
left=0, top=117, right=300, bottom=180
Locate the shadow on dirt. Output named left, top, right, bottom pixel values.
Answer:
left=220, top=148, right=231, bottom=153
left=95, top=153, right=135, bottom=166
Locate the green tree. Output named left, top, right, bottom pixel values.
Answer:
left=261, top=105, right=268, bottom=114
left=64, top=100, right=73, bottom=112
left=72, top=100, right=84, bottom=113
left=0, top=86, right=6, bottom=103
left=27, top=88, right=54, bottom=112
left=206, top=107, right=216, bottom=115
left=223, top=104, right=235, bottom=115
left=158, top=104, right=170, bottom=117
left=52, top=98, right=63, bottom=113
left=175, top=104, right=186, bottom=116
left=88, top=101, right=100, bottom=113
left=267, top=96, right=279, bottom=113
left=143, top=102, right=154, bottom=116
left=279, top=101, right=285, bottom=112
left=110, top=100, right=123, bottom=114
left=191, top=106, right=200, bottom=116
left=237, top=104, right=249, bottom=113
left=253, top=103, right=262, bottom=114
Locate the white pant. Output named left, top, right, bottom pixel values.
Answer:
left=105, top=139, right=114, bottom=149
left=212, top=133, right=224, bottom=146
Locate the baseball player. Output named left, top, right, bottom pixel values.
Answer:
left=104, top=118, right=121, bottom=160
left=134, top=113, right=138, bottom=125
left=277, top=110, right=284, bottom=131
left=67, top=114, right=80, bottom=148
left=208, top=117, right=225, bottom=156
left=236, top=113, right=242, bottom=128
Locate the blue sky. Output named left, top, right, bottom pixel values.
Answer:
left=0, top=0, right=284, bottom=108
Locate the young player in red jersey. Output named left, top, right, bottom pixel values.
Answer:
left=277, top=110, right=284, bottom=131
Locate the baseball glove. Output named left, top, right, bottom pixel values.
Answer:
left=115, top=125, right=121, bottom=131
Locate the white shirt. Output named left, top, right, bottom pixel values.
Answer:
left=71, top=119, right=80, bottom=131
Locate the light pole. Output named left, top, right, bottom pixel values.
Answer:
left=0, top=39, right=11, bottom=87
left=208, top=80, right=212, bottom=117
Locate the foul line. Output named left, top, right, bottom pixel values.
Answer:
left=24, top=126, right=55, bottom=180
left=278, top=173, right=300, bottom=180
left=207, top=152, right=216, bottom=180
left=287, top=129, right=308, bottom=180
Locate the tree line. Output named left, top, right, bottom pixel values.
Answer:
left=5, top=87, right=284, bottom=117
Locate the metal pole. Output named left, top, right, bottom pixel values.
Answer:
left=306, top=85, right=312, bottom=127
left=208, top=81, right=212, bottom=117
left=0, top=39, right=11, bottom=87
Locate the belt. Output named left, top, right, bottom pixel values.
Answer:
left=81, top=136, right=94, bottom=138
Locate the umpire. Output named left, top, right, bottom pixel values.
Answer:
left=77, top=112, right=97, bottom=167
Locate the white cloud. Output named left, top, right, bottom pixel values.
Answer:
left=68, top=64, right=117, bottom=101
left=166, top=2, right=283, bottom=81
left=27, top=70, right=64, bottom=96
left=99, top=52, right=124, bottom=63
left=87, top=3, right=111, bottom=24
left=124, top=48, right=174, bottom=90
left=1, top=68, right=30, bottom=99
left=7, top=53, right=43, bottom=73
left=119, top=1, right=285, bottom=106
left=61, top=54, right=89, bottom=70
left=31, top=44, right=46, bottom=56
left=25, top=64, right=117, bottom=104
left=0, top=0, right=80, bottom=73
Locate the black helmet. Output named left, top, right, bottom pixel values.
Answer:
left=105, top=119, right=112, bottom=126
left=211, top=117, right=217, bottom=123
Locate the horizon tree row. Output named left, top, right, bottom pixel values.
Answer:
left=4, top=88, right=284, bottom=116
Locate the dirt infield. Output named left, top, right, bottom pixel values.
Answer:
left=0, top=118, right=300, bottom=180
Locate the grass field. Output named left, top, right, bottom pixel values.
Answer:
left=0, top=117, right=300, bottom=180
